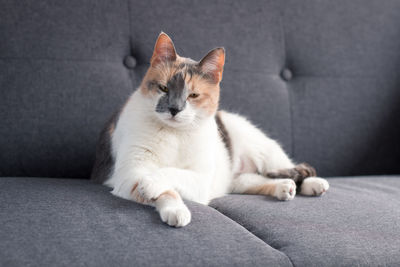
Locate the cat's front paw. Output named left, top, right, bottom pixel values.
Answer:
left=159, top=204, right=191, bottom=227
left=300, top=177, right=329, bottom=196
left=132, top=177, right=170, bottom=203
left=274, top=179, right=296, bottom=201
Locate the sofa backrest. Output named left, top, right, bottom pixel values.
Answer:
left=1, top=0, right=399, bottom=178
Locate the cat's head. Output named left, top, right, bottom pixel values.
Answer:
left=140, top=32, right=225, bottom=129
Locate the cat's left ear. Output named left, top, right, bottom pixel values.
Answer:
left=199, top=47, right=225, bottom=83
left=151, top=32, right=177, bottom=66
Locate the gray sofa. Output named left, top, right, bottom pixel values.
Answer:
left=1, top=1, right=399, bottom=266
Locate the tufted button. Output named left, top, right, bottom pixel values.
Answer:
left=124, top=55, right=137, bottom=69
left=280, top=68, right=293, bottom=81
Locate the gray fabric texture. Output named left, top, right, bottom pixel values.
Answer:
left=1, top=0, right=399, bottom=178
left=210, top=176, right=400, bottom=267
left=0, top=177, right=292, bottom=267
left=0, top=0, right=132, bottom=178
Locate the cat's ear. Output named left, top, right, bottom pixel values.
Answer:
left=199, top=47, right=225, bottom=83
left=151, top=32, right=177, bottom=66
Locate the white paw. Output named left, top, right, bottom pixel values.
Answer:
left=301, top=177, right=329, bottom=196
left=159, top=204, right=191, bottom=227
left=274, top=179, right=296, bottom=201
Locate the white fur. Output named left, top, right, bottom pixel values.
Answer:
left=301, top=177, right=330, bottom=196
left=105, top=89, right=329, bottom=227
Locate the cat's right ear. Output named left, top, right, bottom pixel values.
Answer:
left=150, top=32, right=177, bottom=66
left=199, top=47, right=225, bottom=83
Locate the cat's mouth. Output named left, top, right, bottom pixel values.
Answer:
left=159, top=115, right=182, bottom=125
left=155, top=111, right=193, bottom=129
left=162, top=116, right=193, bottom=129
left=167, top=117, right=178, bottom=122
left=166, top=117, right=184, bottom=125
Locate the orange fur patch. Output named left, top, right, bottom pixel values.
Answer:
left=186, top=75, right=220, bottom=115
left=211, top=50, right=225, bottom=83
left=130, top=182, right=150, bottom=204
left=244, top=184, right=277, bottom=196
left=140, top=57, right=185, bottom=97
left=130, top=182, right=180, bottom=204
left=156, top=190, right=180, bottom=201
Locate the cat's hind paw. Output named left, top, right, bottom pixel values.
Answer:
left=159, top=204, right=191, bottom=227
left=274, top=179, right=296, bottom=201
left=300, top=177, right=329, bottom=196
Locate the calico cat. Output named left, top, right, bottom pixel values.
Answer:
left=91, top=32, right=329, bottom=227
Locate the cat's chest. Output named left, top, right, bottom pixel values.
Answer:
left=150, top=128, right=214, bottom=168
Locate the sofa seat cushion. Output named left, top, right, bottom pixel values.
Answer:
left=210, top=176, right=400, bottom=267
left=0, top=177, right=291, bottom=267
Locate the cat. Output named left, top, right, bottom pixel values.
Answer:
left=91, top=32, right=329, bottom=227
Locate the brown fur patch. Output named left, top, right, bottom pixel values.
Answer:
left=244, top=183, right=277, bottom=196
left=215, top=111, right=232, bottom=160
left=266, top=163, right=316, bottom=183
left=130, top=182, right=139, bottom=195
left=130, top=182, right=147, bottom=204
left=266, top=163, right=317, bottom=193
left=108, top=122, right=115, bottom=136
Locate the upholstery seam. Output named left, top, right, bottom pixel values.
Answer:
left=126, top=0, right=133, bottom=52
left=288, top=86, right=295, bottom=159
left=0, top=57, right=122, bottom=63
left=0, top=57, right=384, bottom=78
left=125, top=0, right=137, bottom=90
left=209, top=205, right=294, bottom=266
left=279, top=9, right=295, bottom=158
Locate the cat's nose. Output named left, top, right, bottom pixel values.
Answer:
left=169, top=107, right=180, bottom=116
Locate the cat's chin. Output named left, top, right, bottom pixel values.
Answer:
left=157, top=116, right=194, bottom=129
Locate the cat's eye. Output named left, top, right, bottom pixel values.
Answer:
left=158, top=85, right=168, bottom=93
left=189, top=93, right=199, bottom=99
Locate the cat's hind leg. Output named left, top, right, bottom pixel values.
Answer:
left=218, top=111, right=330, bottom=197
left=231, top=173, right=296, bottom=201
left=266, top=163, right=329, bottom=196
left=300, top=177, right=330, bottom=196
